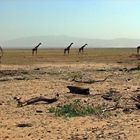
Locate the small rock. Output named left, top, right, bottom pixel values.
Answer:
left=34, top=68, right=40, bottom=70
left=36, top=110, right=43, bottom=113
left=14, top=76, right=26, bottom=80
left=16, top=123, right=32, bottom=128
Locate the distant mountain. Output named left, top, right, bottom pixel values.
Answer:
left=1, top=35, right=140, bottom=48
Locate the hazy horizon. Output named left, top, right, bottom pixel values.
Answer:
left=1, top=35, right=140, bottom=48
left=1, top=0, right=140, bottom=43
left=3, top=35, right=140, bottom=42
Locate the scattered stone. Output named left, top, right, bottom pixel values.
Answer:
left=14, top=76, right=27, bottom=80
left=123, top=108, right=131, bottom=113
left=34, top=68, right=40, bottom=70
left=16, top=123, right=32, bottom=128
left=36, top=110, right=43, bottom=113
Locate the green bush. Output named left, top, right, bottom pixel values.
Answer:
left=48, top=99, right=103, bottom=117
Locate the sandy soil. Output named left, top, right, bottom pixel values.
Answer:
left=0, top=60, right=140, bottom=140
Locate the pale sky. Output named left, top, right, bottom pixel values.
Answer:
left=0, top=0, right=140, bottom=41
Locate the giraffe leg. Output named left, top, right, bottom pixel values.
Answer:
left=78, top=49, right=80, bottom=54
left=64, top=49, right=66, bottom=55
left=32, top=50, right=34, bottom=56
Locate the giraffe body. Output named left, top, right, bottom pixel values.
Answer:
left=137, top=46, right=140, bottom=54
left=78, top=44, right=87, bottom=54
left=64, top=43, right=73, bottom=55
left=32, top=43, right=42, bottom=56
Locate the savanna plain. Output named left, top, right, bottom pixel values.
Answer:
left=0, top=48, right=140, bottom=140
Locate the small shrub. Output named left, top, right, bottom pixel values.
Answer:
left=48, top=99, right=103, bottom=117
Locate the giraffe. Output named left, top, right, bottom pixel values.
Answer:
left=32, top=43, right=42, bottom=56
left=78, top=44, right=88, bottom=54
left=137, top=46, right=140, bottom=54
left=64, top=43, right=73, bottom=55
left=0, top=46, right=3, bottom=64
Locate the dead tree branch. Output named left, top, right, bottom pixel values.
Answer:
left=131, top=94, right=140, bottom=103
left=128, top=65, right=140, bottom=72
left=72, top=75, right=110, bottom=84
left=14, top=94, right=59, bottom=107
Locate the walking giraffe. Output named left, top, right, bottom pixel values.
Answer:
left=0, top=46, right=3, bottom=64
left=137, top=46, right=140, bottom=54
left=32, top=43, right=42, bottom=56
left=78, top=44, right=88, bottom=54
left=64, top=43, right=73, bottom=55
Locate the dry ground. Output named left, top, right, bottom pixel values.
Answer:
left=0, top=48, right=140, bottom=140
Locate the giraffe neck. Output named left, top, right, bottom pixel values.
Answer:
left=68, top=46, right=71, bottom=49
left=67, top=44, right=73, bottom=49
left=35, top=43, right=41, bottom=49
left=82, top=45, right=86, bottom=49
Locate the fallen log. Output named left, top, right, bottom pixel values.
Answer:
left=128, top=65, right=140, bottom=72
left=102, top=89, right=120, bottom=101
left=14, top=94, right=59, bottom=107
left=131, top=94, right=140, bottom=103
left=72, top=75, right=109, bottom=84
left=102, top=102, right=119, bottom=112
left=131, top=94, right=140, bottom=109
left=102, top=94, right=113, bottom=100
left=135, top=103, right=140, bottom=109
left=16, top=123, right=32, bottom=128
left=67, top=86, right=90, bottom=95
